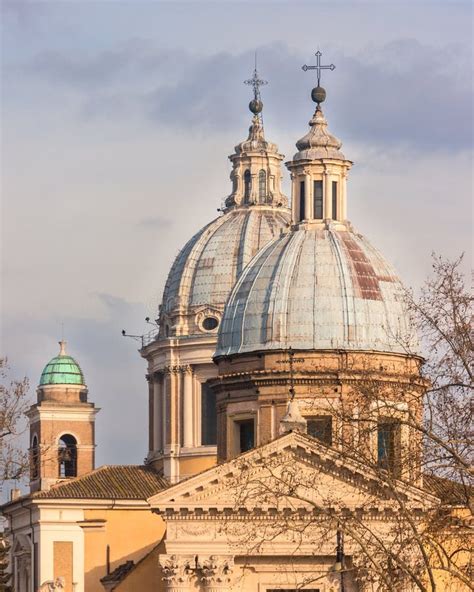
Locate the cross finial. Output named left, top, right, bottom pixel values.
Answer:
left=244, top=54, right=267, bottom=101
left=302, top=50, right=335, bottom=87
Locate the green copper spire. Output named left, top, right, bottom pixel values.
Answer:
left=39, top=341, right=85, bottom=386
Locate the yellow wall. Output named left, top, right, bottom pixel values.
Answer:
left=178, top=454, right=216, bottom=477
left=83, top=507, right=165, bottom=592
left=116, top=544, right=165, bottom=592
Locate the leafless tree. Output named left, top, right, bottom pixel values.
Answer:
left=0, top=358, right=30, bottom=484
left=224, top=255, right=473, bottom=592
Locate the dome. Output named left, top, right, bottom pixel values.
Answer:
left=216, top=223, right=415, bottom=357
left=39, top=341, right=85, bottom=386
left=160, top=206, right=290, bottom=337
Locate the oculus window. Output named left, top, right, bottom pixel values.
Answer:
left=202, top=317, right=219, bottom=331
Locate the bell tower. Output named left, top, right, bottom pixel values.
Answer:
left=27, top=341, right=99, bottom=492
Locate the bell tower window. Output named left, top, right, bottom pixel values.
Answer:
left=58, top=434, right=77, bottom=478
left=258, top=169, right=266, bottom=203
left=243, top=170, right=251, bottom=203
left=299, top=181, right=306, bottom=221
left=314, top=180, right=323, bottom=219
left=332, top=181, right=338, bottom=220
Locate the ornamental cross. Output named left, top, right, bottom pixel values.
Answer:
left=302, top=50, right=335, bottom=86
left=244, top=53, right=268, bottom=101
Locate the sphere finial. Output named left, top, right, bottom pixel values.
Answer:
left=311, top=86, right=326, bottom=105
left=249, top=98, right=263, bottom=114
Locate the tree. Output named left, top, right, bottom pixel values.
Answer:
left=0, top=358, right=30, bottom=484
left=224, top=255, right=473, bottom=592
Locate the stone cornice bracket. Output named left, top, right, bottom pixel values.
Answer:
left=159, top=554, right=193, bottom=591
left=200, top=555, right=235, bottom=591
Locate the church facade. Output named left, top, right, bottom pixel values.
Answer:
left=2, top=58, right=470, bottom=592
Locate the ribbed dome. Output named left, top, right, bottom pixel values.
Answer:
left=160, top=206, right=290, bottom=336
left=216, top=223, right=415, bottom=357
left=40, top=342, right=85, bottom=386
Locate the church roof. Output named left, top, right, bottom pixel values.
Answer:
left=39, top=341, right=85, bottom=386
left=216, top=223, right=415, bottom=357
left=159, top=207, right=289, bottom=329
left=33, top=465, right=168, bottom=500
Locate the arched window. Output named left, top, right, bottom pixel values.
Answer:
left=58, top=434, right=77, bottom=478
left=31, top=434, right=39, bottom=480
left=258, top=169, right=266, bottom=203
left=243, top=170, right=251, bottom=203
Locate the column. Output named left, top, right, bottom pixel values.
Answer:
left=324, top=170, right=332, bottom=220
left=162, top=370, right=168, bottom=446
left=290, top=173, right=298, bottom=221
left=153, top=374, right=162, bottom=452
left=182, top=366, right=194, bottom=448
left=147, top=376, right=154, bottom=453
left=159, top=554, right=193, bottom=592
left=305, top=172, right=312, bottom=220
left=341, top=170, right=348, bottom=220
left=201, top=556, right=234, bottom=592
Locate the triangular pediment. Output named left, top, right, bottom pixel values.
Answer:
left=148, top=432, right=438, bottom=514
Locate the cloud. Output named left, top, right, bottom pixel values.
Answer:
left=21, top=40, right=472, bottom=152
left=137, top=216, right=172, bottom=229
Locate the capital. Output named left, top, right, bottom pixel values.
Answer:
left=159, top=554, right=194, bottom=591
left=200, top=555, right=234, bottom=591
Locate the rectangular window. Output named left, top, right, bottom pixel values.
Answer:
left=378, top=421, right=397, bottom=472
left=201, top=383, right=217, bottom=445
left=314, top=180, right=323, bottom=219
left=307, top=416, right=332, bottom=446
left=332, top=181, right=338, bottom=219
left=237, top=419, right=254, bottom=453
left=299, top=181, right=306, bottom=221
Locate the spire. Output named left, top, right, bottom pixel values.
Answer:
left=59, top=340, right=67, bottom=356
left=225, top=62, right=288, bottom=210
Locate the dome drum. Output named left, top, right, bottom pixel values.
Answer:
left=211, top=348, right=426, bottom=466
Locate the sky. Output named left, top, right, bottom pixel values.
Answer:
left=1, top=0, right=472, bottom=485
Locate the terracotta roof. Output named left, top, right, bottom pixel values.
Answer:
left=423, top=474, right=472, bottom=505
left=33, top=465, right=168, bottom=500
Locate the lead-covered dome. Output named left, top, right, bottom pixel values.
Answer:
left=159, top=206, right=290, bottom=338
left=216, top=223, right=415, bottom=357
